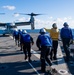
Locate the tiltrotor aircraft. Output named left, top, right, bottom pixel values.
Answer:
left=0, top=12, right=41, bottom=35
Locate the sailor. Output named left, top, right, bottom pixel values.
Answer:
left=18, top=29, right=23, bottom=50
left=50, top=23, right=59, bottom=60
left=36, top=28, right=52, bottom=72
left=60, top=22, right=73, bottom=61
left=13, top=28, right=19, bottom=46
left=21, top=30, right=34, bottom=62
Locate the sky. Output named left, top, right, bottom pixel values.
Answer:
left=0, top=0, right=74, bottom=29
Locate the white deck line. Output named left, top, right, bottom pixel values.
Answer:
left=10, top=36, right=41, bottom=75
left=10, top=36, right=71, bottom=75
left=28, top=62, right=40, bottom=75
left=31, top=44, right=71, bottom=75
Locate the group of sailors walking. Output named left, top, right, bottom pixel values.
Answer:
left=12, top=22, right=73, bottom=73
left=13, top=29, right=34, bottom=62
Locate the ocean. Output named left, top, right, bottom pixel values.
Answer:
left=23, top=29, right=40, bottom=33
left=0, top=29, right=74, bottom=39
left=25, top=29, right=74, bottom=39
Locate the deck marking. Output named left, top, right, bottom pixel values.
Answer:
left=31, top=47, right=69, bottom=75
left=10, top=36, right=70, bottom=75
left=10, top=36, right=40, bottom=75
left=28, top=62, right=40, bottom=75
left=58, top=69, right=68, bottom=74
left=10, top=36, right=13, bottom=39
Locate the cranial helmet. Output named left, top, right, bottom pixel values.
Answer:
left=52, top=23, right=57, bottom=28
left=39, top=28, right=46, bottom=34
left=63, top=22, right=69, bottom=26
left=18, top=29, right=22, bottom=32
left=15, top=28, right=18, bottom=31
left=22, top=30, right=27, bottom=34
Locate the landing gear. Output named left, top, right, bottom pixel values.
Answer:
left=3, top=34, right=5, bottom=36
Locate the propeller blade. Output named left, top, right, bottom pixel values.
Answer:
left=26, top=14, right=41, bottom=16
left=14, top=12, right=42, bottom=16
left=14, top=13, right=25, bottom=15
left=26, top=12, right=42, bottom=16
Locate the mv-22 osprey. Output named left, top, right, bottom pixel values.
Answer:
left=0, top=12, right=41, bottom=35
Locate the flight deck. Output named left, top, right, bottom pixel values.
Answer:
left=0, top=33, right=74, bottom=75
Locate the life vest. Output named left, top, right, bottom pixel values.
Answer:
left=22, top=33, right=31, bottom=42
left=60, top=27, right=73, bottom=39
left=13, top=31, right=19, bottom=37
left=39, top=33, right=52, bottom=46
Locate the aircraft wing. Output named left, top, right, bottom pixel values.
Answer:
left=15, top=22, right=31, bottom=26
left=0, top=23, right=6, bottom=26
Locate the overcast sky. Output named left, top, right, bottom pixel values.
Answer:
left=0, top=0, right=74, bottom=29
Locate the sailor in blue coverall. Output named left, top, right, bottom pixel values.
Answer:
left=36, top=28, right=52, bottom=72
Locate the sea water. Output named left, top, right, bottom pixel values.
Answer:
left=0, top=29, right=74, bottom=39
left=25, top=29, right=74, bottom=39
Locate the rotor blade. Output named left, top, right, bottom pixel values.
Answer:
left=14, top=13, right=42, bottom=16
left=26, top=14, right=42, bottom=16
left=14, top=13, right=26, bottom=15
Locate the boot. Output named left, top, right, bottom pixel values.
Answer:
left=25, top=55, right=27, bottom=60
left=28, top=57, right=31, bottom=62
